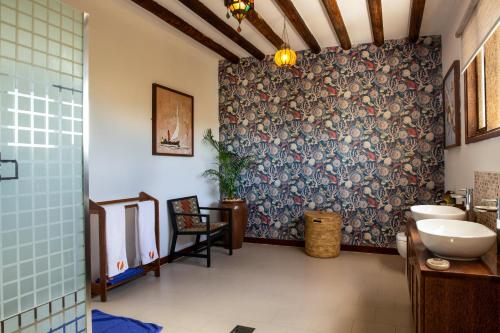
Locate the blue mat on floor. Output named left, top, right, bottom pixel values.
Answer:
left=92, top=310, right=162, bottom=333
left=96, top=267, right=145, bottom=286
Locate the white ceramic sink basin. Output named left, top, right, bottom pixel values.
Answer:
left=417, top=219, right=496, bottom=260
left=411, top=205, right=466, bottom=221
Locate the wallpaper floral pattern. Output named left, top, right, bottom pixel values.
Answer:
left=218, top=36, right=444, bottom=247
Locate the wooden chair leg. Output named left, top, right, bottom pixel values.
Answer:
left=168, top=232, right=178, bottom=263
left=195, top=234, right=200, bottom=249
left=206, top=233, right=211, bottom=268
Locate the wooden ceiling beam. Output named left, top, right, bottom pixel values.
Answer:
left=273, top=0, right=321, bottom=53
left=129, top=0, right=239, bottom=63
left=409, top=0, right=426, bottom=42
left=367, top=0, right=384, bottom=46
left=247, top=10, right=284, bottom=49
left=177, top=0, right=265, bottom=60
left=321, top=0, right=351, bottom=50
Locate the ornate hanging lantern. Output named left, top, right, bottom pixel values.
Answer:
left=275, top=18, right=296, bottom=67
left=275, top=47, right=297, bottom=67
left=225, top=0, right=254, bottom=32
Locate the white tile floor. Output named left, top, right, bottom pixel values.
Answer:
left=92, top=243, right=413, bottom=333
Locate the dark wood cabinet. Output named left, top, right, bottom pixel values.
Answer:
left=406, top=219, right=500, bottom=333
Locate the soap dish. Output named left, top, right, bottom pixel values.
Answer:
left=426, top=258, right=450, bottom=271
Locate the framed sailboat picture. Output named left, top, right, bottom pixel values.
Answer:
left=152, top=83, right=194, bottom=156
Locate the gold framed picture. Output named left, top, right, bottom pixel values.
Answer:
left=152, top=83, right=194, bottom=157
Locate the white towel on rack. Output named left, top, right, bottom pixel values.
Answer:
left=135, top=200, right=159, bottom=265
left=103, top=204, right=129, bottom=278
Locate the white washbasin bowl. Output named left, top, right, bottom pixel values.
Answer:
left=411, top=205, right=466, bottom=221
left=417, top=219, right=496, bottom=260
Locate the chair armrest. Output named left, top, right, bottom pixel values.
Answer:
left=199, top=207, right=233, bottom=227
left=199, top=206, right=232, bottom=213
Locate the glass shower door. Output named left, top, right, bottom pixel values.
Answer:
left=0, top=0, right=87, bottom=332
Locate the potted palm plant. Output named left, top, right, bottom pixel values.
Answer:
left=203, top=129, right=252, bottom=249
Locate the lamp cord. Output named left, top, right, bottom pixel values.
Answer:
left=281, top=17, right=290, bottom=48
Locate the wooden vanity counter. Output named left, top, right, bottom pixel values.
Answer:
left=406, top=218, right=500, bottom=333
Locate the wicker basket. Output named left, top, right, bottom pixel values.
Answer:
left=304, top=211, right=342, bottom=258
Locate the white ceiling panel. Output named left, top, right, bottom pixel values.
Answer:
left=288, top=0, right=339, bottom=49
left=248, top=0, right=309, bottom=51
left=336, top=0, right=373, bottom=46
left=420, top=0, right=460, bottom=36
left=381, top=0, right=411, bottom=41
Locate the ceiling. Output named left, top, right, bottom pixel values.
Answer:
left=153, top=0, right=459, bottom=58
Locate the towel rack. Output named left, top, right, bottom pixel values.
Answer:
left=88, top=192, right=161, bottom=302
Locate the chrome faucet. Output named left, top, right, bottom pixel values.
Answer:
left=455, top=188, right=473, bottom=212
left=465, top=188, right=474, bottom=212
left=475, top=198, right=500, bottom=254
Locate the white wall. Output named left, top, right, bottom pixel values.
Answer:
left=65, top=0, right=221, bottom=256
left=442, top=0, right=500, bottom=191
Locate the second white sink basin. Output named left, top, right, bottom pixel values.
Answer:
left=411, top=205, right=466, bottom=221
left=417, top=219, right=496, bottom=260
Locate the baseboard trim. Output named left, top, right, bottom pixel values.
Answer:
left=244, top=237, right=305, bottom=247
left=243, top=237, right=398, bottom=255
left=341, top=244, right=398, bottom=255
left=160, top=237, right=399, bottom=265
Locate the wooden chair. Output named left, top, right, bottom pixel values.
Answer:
left=167, top=196, right=232, bottom=267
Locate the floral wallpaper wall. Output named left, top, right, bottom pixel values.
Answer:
left=218, top=36, right=444, bottom=247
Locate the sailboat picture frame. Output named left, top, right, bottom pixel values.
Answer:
left=152, top=83, right=194, bottom=157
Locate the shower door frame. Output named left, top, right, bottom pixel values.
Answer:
left=82, top=11, right=92, bottom=333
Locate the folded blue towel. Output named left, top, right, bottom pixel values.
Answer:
left=96, top=267, right=145, bottom=286
left=92, top=310, right=162, bottom=333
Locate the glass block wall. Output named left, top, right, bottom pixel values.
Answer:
left=1, top=289, right=85, bottom=333
left=0, top=0, right=87, bottom=332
